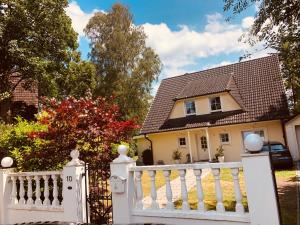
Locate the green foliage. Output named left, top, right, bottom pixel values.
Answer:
left=223, top=0, right=300, bottom=112
left=0, top=0, right=96, bottom=99
left=85, top=3, right=162, bottom=124
left=215, top=145, right=225, bottom=157
left=172, top=149, right=182, bottom=160
left=0, top=117, right=48, bottom=171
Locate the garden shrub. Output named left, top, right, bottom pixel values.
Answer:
left=0, top=117, right=47, bottom=171
left=0, top=96, right=137, bottom=172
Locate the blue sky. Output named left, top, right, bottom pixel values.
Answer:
left=66, top=1, right=272, bottom=93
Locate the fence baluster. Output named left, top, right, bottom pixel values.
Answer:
left=27, top=176, right=33, bottom=205
left=194, top=169, right=205, bottom=212
left=179, top=169, right=189, bottom=210
left=43, top=175, right=50, bottom=206
left=35, top=175, right=42, bottom=205
left=19, top=176, right=26, bottom=205
left=135, top=171, right=144, bottom=209
left=10, top=176, right=18, bottom=205
left=212, top=168, right=225, bottom=212
left=148, top=170, right=159, bottom=209
left=163, top=170, right=174, bottom=210
left=52, top=174, right=60, bottom=206
left=231, top=168, right=244, bottom=214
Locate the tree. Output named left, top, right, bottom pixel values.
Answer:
left=0, top=0, right=96, bottom=99
left=223, top=0, right=300, bottom=112
left=85, top=3, right=162, bottom=124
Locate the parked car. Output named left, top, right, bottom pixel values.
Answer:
left=262, top=141, right=294, bottom=169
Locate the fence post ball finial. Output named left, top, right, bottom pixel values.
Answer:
left=113, top=145, right=133, bottom=163
left=1, top=157, right=13, bottom=168
left=118, top=145, right=128, bottom=156
left=244, top=133, right=263, bottom=153
left=67, top=149, right=84, bottom=166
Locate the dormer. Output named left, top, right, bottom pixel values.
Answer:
left=169, top=73, right=244, bottom=119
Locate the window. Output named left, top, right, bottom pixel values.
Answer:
left=210, top=96, right=222, bottom=111
left=220, top=133, right=230, bottom=144
left=178, top=137, right=186, bottom=147
left=200, top=136, right=208, bottom=149
left=185, top=101, right=196, bottom=115
left=242, top=130, right=265, bottom=141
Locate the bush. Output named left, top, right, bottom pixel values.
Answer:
left=0, top=117, right=47, bottom=171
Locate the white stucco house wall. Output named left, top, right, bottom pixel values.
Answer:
left=285, top=114, right=300, bottom=161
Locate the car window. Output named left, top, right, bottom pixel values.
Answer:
left=270, top=144, right=285, bottom=152
left=262, top=145, right=270, bottom=151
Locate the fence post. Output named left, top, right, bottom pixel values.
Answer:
left=110, top=145, right=136, bottom=225
left=0, top=168, right=13, bottom=225
left=62, top=150, right=88, bottom=223
left=242, top=152, right=281, bottom=225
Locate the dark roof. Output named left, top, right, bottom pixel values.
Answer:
left=11, top=77, right=38, bottom=107
left=141, top=55, right=289, bottom=134
left=176, top=72, right=232, bottom=100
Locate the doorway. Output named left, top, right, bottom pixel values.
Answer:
left=197, top=135, right=209, bottom=161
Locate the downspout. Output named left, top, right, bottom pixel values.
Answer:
left=281, top=119, right=288, bottom=146
left=144, top=134, right=153, bottom=151
left=144, top=134, right=154, bottom=164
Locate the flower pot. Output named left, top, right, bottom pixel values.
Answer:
left=175, top=159, right=180, bottom=164
left=218, top=156, right=225, bottom=163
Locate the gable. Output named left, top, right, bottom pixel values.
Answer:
left=169, top=92, right=242, bottom=119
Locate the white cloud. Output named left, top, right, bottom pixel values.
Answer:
left=143, top=13, right=256, bottom=78
left=242, top=17, right=255, bottom=29
left=66, top=1, right=101, bottom=37
left=202, top=60, right=234, bottom=70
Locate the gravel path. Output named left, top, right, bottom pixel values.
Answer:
left=143, top=168, right=210, bottom=208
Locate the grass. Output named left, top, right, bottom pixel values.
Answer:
left=174, top=168, right=248, bottom=211
left=173, top=167, right=298, bottom=225
left=275, top=168, right=298, bottom=225
left=141, top=170, right=179, bottom=197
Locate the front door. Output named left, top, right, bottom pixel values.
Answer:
left=197, top=135, right=209, bottom=161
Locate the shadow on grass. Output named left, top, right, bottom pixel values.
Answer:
left=276, top=177, right=298, bottom=225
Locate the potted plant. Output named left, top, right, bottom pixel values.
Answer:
left=215, top=145, right=225, bottom=163
left=172, top=149, right=182, bottom=164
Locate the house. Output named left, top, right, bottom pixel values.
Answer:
left=0, top=77, right=38, bottom=122
left=135, top=55, right=291, bottom=164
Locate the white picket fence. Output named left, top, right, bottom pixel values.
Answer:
left=0, top=152, right=88, bottom=225
left=110, top=147, right=281, bottom=225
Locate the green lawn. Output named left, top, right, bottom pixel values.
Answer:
left=173, top=168, right=298, bottom=225
left=141, top=170, right=179, bottom=197
left=174, top=169, right=248, bottom=211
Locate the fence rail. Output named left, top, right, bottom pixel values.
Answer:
left=7, top=171, right=63, bottom=210
left=111, top=146, right=281, bottom=225
left=0, top=150, right=88, bottom=225
left=130, top=162, right=247, bottom=223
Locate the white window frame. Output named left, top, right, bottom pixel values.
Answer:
left=242, top=129, right=267, bottom=142
left=241, top=128, right=268, bottom=151
left=209, top=96, right=222, bottom=112
left=184, top=100, right=196, bottom=116
left=178, top=137, right=187, bottom=148
left=219, top=133, right=230, bottom=145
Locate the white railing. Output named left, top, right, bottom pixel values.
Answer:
left=129, top=162, right=249, bottom=224
left=0, top=150, right=89, bottom=225
left=110, top=146, right=282, bottom=225
left=7, top=171, right=63, bottom=210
